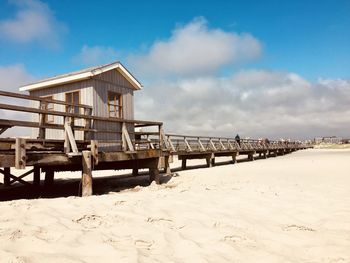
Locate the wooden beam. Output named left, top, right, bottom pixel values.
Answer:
left=3, top=167, right=10, bottom=186
left=167, top=137, right=175, bottom=152
left=33, top=166, right=40, bottom=186
left=149, top=167, right=160, bottom=184
left=82, top=151, right=93, bottom=196
left=198, top=138, right=205, bottom=151
left=64, top=121, right=78, bottom=154
left=15, top=138, right=26, bottom=169
left=219, top=139, right=226, bottom=150
left=44, top=170, right=54, bottom=186
left=0, top=127, right=9, bottom=135
left=90, top=140, right=98, bottom=165
left=122, top=122, right=134, bottom=152
left=184, top=138, right=192, bottom=152
left=9, top=168, right=34, bottom=185
left=0, top=168, right=31, bottom=186
left=209, top=139, right=217, bottom=151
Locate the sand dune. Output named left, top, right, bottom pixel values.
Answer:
left=0, top=149, right=349, bottom=262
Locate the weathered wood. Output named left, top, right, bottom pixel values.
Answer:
left=44, top=170, right=54, bottom=186
left=149, top=167, right=160, bottom=184
left=209, top=139, right=217, bottom=151
left=0, top=90, right=92, bottom=109
left=15, top=138, right=26, bottom=169
left=0, top=127, right=9, bottom=135
left=33, top=166, right=41, bottom=186
left=3, top=167, right=10, bottom=186
left=182, top=158, right=187, bottom=170
left=122, top=122, right=134, bottom=152
left=64, top=121, right=78, bottom=154
left=164, top=156, right=171, bottom=174
left=167, top=137, right=175, bottom=152
left=219, top=139, right=226, bottom=150
left=90, top=140, right=98, bottom=165
left=82, top=151, right=93, bottom=196
left=84, top=108, right=93, bottom=140
left=132, top=167, right=138, bottom=176
left=0, top=169, right=31, bottom=186
left=184, top=138, right=192, bottom=152
left=9, top=168, right=34, bottom=185
left=198, top=138, right=205, bottom=151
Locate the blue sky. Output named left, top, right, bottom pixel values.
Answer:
left=0, top=0, right=349, bottom=80
left=1, top=0, right=350, bottom=138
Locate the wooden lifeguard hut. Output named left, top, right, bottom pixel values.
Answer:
left=20, top=61, right=141, bottom=145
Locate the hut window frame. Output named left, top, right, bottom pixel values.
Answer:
left=65, top=91, right=80, bottom=114
left=108, top=91, right=123, bottom=118
left=40, top=96, right=54, bottom=123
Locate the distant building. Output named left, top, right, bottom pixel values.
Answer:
left=314, top=136, right=343, bottom=144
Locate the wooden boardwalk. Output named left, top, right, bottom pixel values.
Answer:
left=0, top=90, right=310, bottom=196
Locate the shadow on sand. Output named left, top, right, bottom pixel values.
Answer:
left=0, top=156, right=264, bottom=201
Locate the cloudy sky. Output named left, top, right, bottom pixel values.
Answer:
left=0, top=0, right=350, bottom=139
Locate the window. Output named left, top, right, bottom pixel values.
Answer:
left=65, top=91, right=80, bottom=114
left=41, top=96, right=54, bottom=123
left=108, top=92, right=123, bottom=118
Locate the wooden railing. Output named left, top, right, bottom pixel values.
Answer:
left=0, top=90, right=164, bottom=156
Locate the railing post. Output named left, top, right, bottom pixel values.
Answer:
left=38, top=102, right=46, bottom=139
left=15, top=138, right=26, bottom=169
left=84, top=108, right=93, bottom=140
left=198, top=138, right=205, bottom=151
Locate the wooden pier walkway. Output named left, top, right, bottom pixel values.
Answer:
left=0, top=91, right=310, bottom=196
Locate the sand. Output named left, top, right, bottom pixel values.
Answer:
left=0, top=149, right=349, bottom=263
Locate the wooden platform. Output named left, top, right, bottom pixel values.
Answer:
left=0, top=90, right=311, bottom=197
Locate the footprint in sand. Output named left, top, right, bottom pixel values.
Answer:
left=282, top=224, right=316, bottom=232
left=223, top=234, right=256, bottom=247
left=9, top=229, right=23, bottom=241
left=34, top=229, right=63, bottom=242
left=146, top=217, right=185, bottom=229
left=134, top=239, right=154, bottom=250
left=73, top=214, right=104, bottom=229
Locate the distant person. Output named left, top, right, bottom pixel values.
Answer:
left=235, top=134, right=241, bottom=146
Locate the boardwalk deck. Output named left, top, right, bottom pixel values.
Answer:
left=0, top=90, right=311, bottom=197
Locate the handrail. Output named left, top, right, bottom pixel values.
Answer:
left=0, top=90, right=92, bottom=109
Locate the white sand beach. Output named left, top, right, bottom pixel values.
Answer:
left=0, top=149, right=349, bottom=263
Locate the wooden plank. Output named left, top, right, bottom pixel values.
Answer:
left=64, top=122, right=78, bottom=153
left=9, top=168, right=34, bottom=185
left=33, top=166, right=40, bottom=186
left=167, top=137, right=175, bottom=152
left=15, top=138, right=26, bottom=169
left=82, top=151, right=93, bottom=196
left=0, top=90, right=92, bottom=109
left=3, top=167, right=10, bottom=186
left=0, top=127, right=9, bottom=135
left=184, top=138, right=192, bottom=152
left=122, top=122, right=134, bottom=152
left=0, top=103, right=162, bottom=126
left=90, top=140, right=98, bottom=165
left=198, top=138, right=205, bottom=151
left=219, top=139, right=226, bottom=150
left=0, top=168, right=31, bottom=186
left=209, top=139, right=217, bottom=151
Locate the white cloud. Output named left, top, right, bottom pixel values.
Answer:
left=0, top=0, right=66, bottom=48
left=129, top=17, right=262, bottom=77
left=0, top=64, right=34, bottom=91
left=73, top=45, right=119, bottom=66
left=0, top=64, right=35, bottom=137
left=134, top=70, right=350, bottom=139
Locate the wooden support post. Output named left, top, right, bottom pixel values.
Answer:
left=3, top=167, right=10, bottom=186
left=248, top=153, right=254, bottom=161
left=149, top=165, right=160, bottom=184
left=44, top=170, right=54, bottom=187
left=211, top=157, right=215, bottom=166
left=198, top=138, right=205, bottom=151
left=64, top=117, right=71, bottom=153
left=90, top=140, right=98, bottom=165
left=164, top=156, right=171, bottom=174
left=132, top=168, right=138, bottom=176
left=168, top=137, right=175, bottom=152
left=33, top=166, right=40, bottom=186
left=82, top=151, right=93, bottom=196
left=122, top=122, right=134, bottom=152
left=182, top=158, right=187, bottom=170
left=84, top=108, right=92, bottom=140
left=15, top=138, right=26, bottom=169
left=232, top=153, right=237, bottom=164
left=184, top=137, right=192, bottom=152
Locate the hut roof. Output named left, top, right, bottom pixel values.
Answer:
left=20, top=61, right=142, bottom=92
